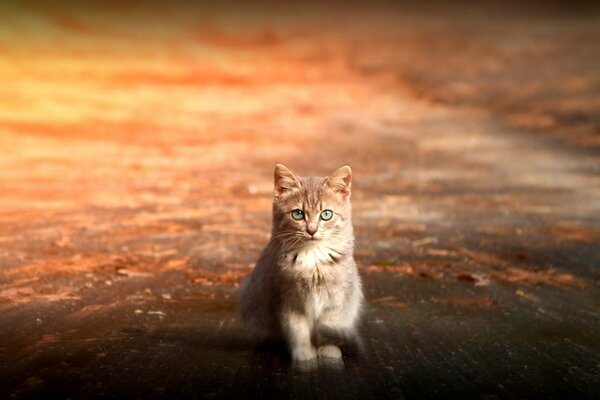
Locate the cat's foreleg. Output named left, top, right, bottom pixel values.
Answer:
left=281, top=311, right=317, bottom=361
left=316, top=308, right=362, bottom=356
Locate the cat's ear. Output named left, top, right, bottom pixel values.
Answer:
left=325, top=165, right=352, bottom=197
left=274, top=164, right=302, bottom=198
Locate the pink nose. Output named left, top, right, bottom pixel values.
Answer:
left=306, top=226, right=318, bottom=236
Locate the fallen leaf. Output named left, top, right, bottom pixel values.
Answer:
left=476, top=226, right=520, bottom=235
left=364, top=263, right=413, bottom=274
left=474, top=275, right=491, bottom=287
left=363, top=263, right=445, bottom=279
left=164, top=258, right=187, bottom=270
left=153, top=249, right=179, bottom=258
left=515, top=289, right=540, bottom=302
left=430, top=296, right=497, bottom=307
left=539, top=224, right=599, bottom=243
left=354, top=249, right=376, bottom=257
left=457, top=248, right=508, bottom=266
left=190, top=270, right=249, bottom=285
left=384, top=301, right=407, bottom=309
left=454, top=273, right=491, bottom=286
left=148, top=310, right=166, bottom=316
left=425, top=249, right=453, bottom=256
left=53, top=236, right=71, bottom=248
left=411, top=237, right=437, bottom=247
left=371, top=296, right=396, bottom=303
left=116, top=268, right=153, bottom=278
left=38, top=293, right=81, bottom=302
left=456, top=273, right=477, bottom=282
left=0, top=287, right=35, bottom=303
left=223, top=263, right=255, bottom=270
left=492, top=267, right=585, bottom=289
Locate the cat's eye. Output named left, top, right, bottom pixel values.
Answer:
left=320, top=209, right=333, bottom=221
left=291, top=209, right=304, bottom=220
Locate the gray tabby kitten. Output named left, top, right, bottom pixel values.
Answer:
left=240, top=164, right=363, bottom=361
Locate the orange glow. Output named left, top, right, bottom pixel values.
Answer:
left=0, top=0, right=598, bottom=320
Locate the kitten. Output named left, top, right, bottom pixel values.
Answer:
left=240, top=164, right=363, bottom=361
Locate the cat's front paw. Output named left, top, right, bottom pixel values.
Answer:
left=292, top=346, right=317, bottom=361
left=318, top=345, right=342, bottom=359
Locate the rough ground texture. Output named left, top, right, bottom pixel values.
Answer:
left=0, top=2, right=599, bottom=399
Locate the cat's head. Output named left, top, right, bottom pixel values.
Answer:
left=271, top=164, right=353, bottom=246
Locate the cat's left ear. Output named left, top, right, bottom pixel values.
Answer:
left=325, top=165, right=352, bottom=198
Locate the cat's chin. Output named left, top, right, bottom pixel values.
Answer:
left=298, top=237, right=321, bottom=248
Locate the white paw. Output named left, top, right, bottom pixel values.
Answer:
left=292, top=346, right=317, bottom=361
left=318, top=345, right=342, bottom=359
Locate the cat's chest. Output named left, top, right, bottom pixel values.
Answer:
left=306, top=289, right=329, bottom=319
left=292, top=245, right=338, bottom=271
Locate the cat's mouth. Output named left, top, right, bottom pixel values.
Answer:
left=302, top=234, right=319, bottom=241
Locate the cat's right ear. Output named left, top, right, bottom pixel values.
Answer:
left=274, top=164, right=301, bottom=199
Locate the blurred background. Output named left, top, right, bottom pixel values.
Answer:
left=0, top=1, right=599, bottom=399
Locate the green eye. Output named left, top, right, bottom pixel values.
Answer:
left=320, top=209, right=333, bottom=221
left=291, top=209, right=304, bottom=220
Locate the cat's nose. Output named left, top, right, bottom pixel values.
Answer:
left=306, top=225, right=318, bottom=237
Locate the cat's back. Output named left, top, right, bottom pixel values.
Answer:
left=239, top=240, right=281, bottom=339
left=240, top=239, right=276, bottom=296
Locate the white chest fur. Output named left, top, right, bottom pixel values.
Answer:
left=283, top=242, right=348, bottom=321
left=306, top=289, right=328, bottom=320
left=294, top=243, right=338, bottom=269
